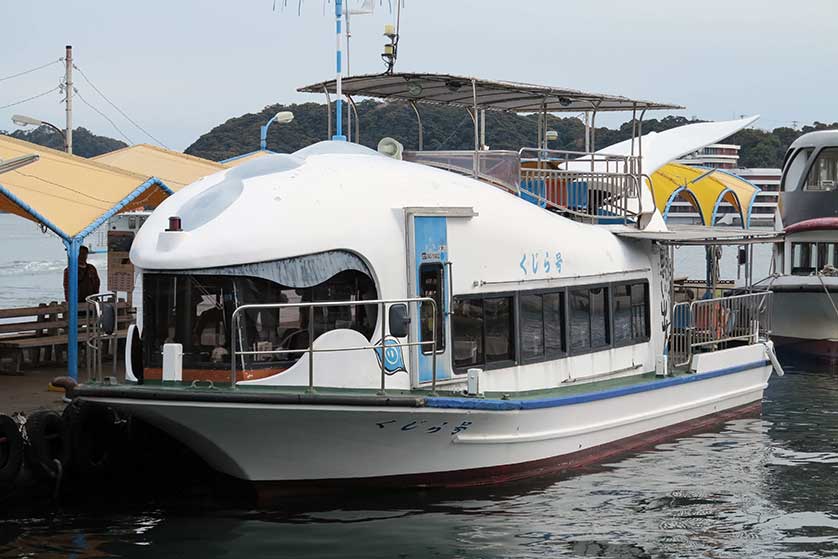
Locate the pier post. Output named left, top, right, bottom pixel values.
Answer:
left=64, top=238, right=81, bottom=380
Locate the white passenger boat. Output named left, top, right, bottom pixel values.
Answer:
left=73, top=74, right=783, bottom=492
left=759, top=131, right=838, bottom=361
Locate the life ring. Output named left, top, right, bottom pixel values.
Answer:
left=24, top=410, right=70, bottom=480
left=0, top=414, right=23, bottom=484
left=64, top=401, right=127, bottom=478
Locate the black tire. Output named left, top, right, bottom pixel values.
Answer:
left=64, top=401, right=125, bottom=478
left=0, top=414, right=23, bottom=484
left=24, top=410, right=70, bottom=480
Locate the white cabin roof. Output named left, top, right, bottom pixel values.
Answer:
left=130, top=142, right=651, bottom=292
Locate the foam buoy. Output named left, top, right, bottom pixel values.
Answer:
left=24, top=410, right=70, bottom=480
left=0, top=415, right=23, bottom=484
left=64, top=401, right=126, bottom=478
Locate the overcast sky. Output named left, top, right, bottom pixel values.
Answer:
left=1, top=0, right=836, bottom=152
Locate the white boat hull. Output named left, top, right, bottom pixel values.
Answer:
left=84, top=345, right=772, bottom=486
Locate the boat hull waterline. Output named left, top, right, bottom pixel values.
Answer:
left=83, top=357, right=772, bottom=486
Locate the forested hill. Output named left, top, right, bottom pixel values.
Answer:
left=186, top=100, right=838, bottom=169
left=0, top=126, right=127, bottom=158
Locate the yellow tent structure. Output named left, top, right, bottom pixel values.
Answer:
left=0, top=134, right=178, bottom=380
left=93, top=144, right=226, bottom=191
left=650, top=163, right=761, bottom=227
left=0, top=135, right=171, bottom=240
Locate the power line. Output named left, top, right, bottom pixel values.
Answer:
left=0, top=86, right=61, bottom=111
left=0, top=59, right=62, bottom=83
left=72, top=64, right=168, bottom=148
left=73, top=87, right=134, bottom=145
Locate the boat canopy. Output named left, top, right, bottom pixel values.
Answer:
left=650, top=163, right=761, bottom=228
left=298, top=73, right=683, bottom=113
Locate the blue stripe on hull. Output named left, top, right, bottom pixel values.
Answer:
left=425, top=360, right=771, bottom=411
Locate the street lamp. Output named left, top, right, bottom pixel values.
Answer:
left=260, top=111, right=294, bottom=151
left=12, top=114, right=68, bottom=152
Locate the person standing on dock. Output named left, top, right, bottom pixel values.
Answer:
left=63, top=246, right=100, bottom=303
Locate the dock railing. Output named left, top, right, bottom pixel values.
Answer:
left=670, top=291, right=772, bottom=369
left=403, top=148, right=644, bottom=224
left=230, top=297, right=438, bottom=392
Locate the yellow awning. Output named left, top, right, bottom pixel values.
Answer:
left=0, top=135, right=171, bottom=240
left=650, top=163, right=761, bottom=227
left=93, top=144, right=226, bottom=191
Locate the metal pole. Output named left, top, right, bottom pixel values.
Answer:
left=308, top=305, right=315, bottom=390
left=431, top=304, right=437, bottom=394
left=584, top=111, right=590, bottom=153
left=65, top=45, right=73, bottom=154
left=333, top=0, right=346, bottom=141
left=638, top=109, right=646, bottom=176
left=347, top=95, right=360, bottom=143
left=323, top=88, right=332, bottom=140
left=472, top=79, right=479, bottom=178
left=65, top=238, right=80, bottom=380
left=380, top=302, right=386, bottom=393
left=480, top=109, right=486, bottom=150
left=345, top=2, right=351, bottom=142
left=410, top=101, right=423, bottom=150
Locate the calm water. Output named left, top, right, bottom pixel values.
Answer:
left=0, top=214, right=107, bottom=308
left=1, top=360, right=837, bottom=558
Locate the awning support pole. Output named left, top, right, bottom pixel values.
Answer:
left=409, top=101, right=423, bottom=150
left=323, top=87, right=332, bottom=140
left=471, top=79, right=479, bottom=178
left=65, top=237, right=81, bottom=381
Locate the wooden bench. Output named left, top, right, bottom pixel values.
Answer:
left=0, top=302, right=131, bottom=374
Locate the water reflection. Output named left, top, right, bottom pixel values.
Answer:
left=3, top=360, right=838, bottom=558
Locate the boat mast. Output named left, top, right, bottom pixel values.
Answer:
left=333, top=0, right=346, bottom=141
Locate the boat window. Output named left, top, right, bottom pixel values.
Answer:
left=781, top=148, right=812, bottom=192
left=452, top=295, right=514, bottom=370
left=143, top=267, right=378, bottom=372
left=613, top=282, right=650, bottom=345
left=419, top=263, right=445, bottom=353
left=791, top=243, right=816, bottom=275
left=520, top=292, right=565, bottom=361
left=805, top=148, right=838, bottom=191
left=569, top=287, right=611, bottom=353
left=452, top=298, right=484, bottom=369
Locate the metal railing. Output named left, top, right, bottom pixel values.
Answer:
left=403, top=148, right=645, bottom=224
left=403, top=150, right=521, bottom=192
left=84, top=291, right=120, bottom=383
left=230, top=297, right=438, bottom=392
left=670, top=291, right=773, bottom=368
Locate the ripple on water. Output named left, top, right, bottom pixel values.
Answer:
left=2, top=360, right=838, bottom=558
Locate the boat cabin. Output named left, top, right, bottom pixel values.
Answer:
left=123, top=74, right=772, bottom=395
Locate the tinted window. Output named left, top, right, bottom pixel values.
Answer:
left=520, top=292, right=565, bottom=361
left=452, top=298, right=483, bottom=368
left=419, top=263, right=445, bottom=353
left=544, top=292, right=565, bottom=354
left=805, top=148, right=838, bottom=191
left=569, top=289, right=591, bottom=352
left=485, top=297, right=515, bottom=363
left=520, top=294, right=544, bottom=360
left=782, top=148, right=812, bottom=192
left=570, top=287, right=610, bottom=352
left=143, top=269, right=377, bottom=372
left=590, top=287, right=610, bottom=348
left=452, top=295, right=514, bottom=369
left=613, top=282, right=649, bottom=344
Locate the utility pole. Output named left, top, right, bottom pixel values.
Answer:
left=65, top=45, right=73, bottom=154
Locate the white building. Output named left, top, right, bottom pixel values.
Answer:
left=667, top=144, right=780, bottom=226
